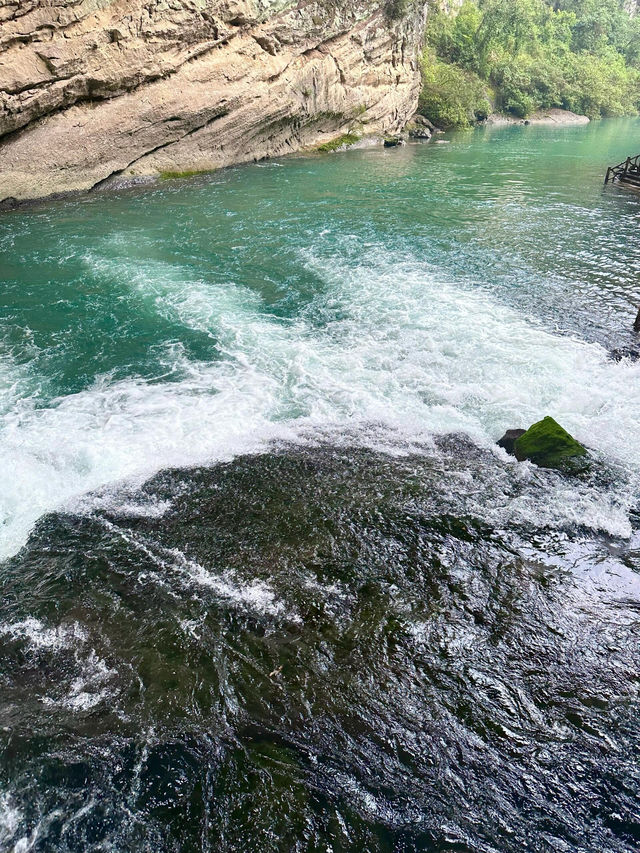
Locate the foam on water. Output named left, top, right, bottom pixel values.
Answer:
left=101, top=517, right=288, bottom=617
left=0, top=794, right=22, bottom=849
left=1, top=239, right=639, bottom=558
left=0, top=617, right=117, bottom=711
left=0, top=618, right=88, bottom=651
left=0, top=793, right=41, bottom=853
left=41, top=652, right=117, bottom=712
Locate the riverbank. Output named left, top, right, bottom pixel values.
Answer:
left=485, top=108, right=590, bottom=126
left=0, top=110, right=592, bottom=213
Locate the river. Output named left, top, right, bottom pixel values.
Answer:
left=0, top=118, right=639, bottom=851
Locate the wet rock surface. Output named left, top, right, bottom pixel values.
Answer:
left=497, top=428, right=527, bottom=455
left=610, top=345, right=640, bottom=361
left=1, top=442, right=638, bottom=851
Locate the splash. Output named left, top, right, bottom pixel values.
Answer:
left=1, top=239, right=639, bottom=558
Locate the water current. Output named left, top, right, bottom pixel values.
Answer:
left=0, top=119, right=639, bottom=851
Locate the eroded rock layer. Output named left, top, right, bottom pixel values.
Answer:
left=0, top=0, right=428, bottom=202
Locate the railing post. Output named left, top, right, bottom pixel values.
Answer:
left=605, top=153, right=640, bottom=184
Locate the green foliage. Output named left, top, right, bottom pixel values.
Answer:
left=316, top=133, right=361, bottom=152
left=421, top=0, right=640, bottom=123
left=386, top=0, right=410, bottom=20
left=420, top=53, right=491, bottom=127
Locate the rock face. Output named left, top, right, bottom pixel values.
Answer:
left=0, top=0, right=428, bottom=203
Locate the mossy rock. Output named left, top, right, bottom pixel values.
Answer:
left=159, top=169, right=211, bottom=181
left=315, top=133, right=360, bottom=153
left=514, top=416, right=587, bottom=470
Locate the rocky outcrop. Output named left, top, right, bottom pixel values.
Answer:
left=498, top=417, right=588, bottom=472
left=0, top=0, right=428, bottom=203
left=406, top=113, right=433, bottom=139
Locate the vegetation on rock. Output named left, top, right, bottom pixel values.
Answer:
left=513, top=416, right=587, bottom=469
left=387, top=0, right=412, bottom=19
left=419, top=54, right=492, bottom=128
left=316, top=133, right=361, bottom=152
left=159, top=169, right=214, bottom=180
left=421, top=0, right=640, bottom=127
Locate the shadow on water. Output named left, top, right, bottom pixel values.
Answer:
left=1, top=442, right=638, bottom=851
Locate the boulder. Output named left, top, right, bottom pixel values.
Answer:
left=412, top=114, right=439, bottom=132
left=407, top=124, right=432, bottom=140
left=384, top=136, right=406, bottom=147
left=497, top=429, right=526, bottom=455
left=513, top=416, right=587, bottom=470
left=634, top=307, right=640, bottom=332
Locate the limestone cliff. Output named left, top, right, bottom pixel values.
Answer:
left=0, top=0, right=428, bottom=203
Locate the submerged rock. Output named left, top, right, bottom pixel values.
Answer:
left=384, top=136, right=407, bottom=147
left=513, top=416, right=587, bottom=470
left=611, top=308, right=640, bottom=359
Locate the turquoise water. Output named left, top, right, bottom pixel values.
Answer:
left=1, top=120, right=639, bottom=851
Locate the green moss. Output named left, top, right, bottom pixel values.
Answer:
left=315, top=133, right=361, bottom=152
left=514, top=416, right=587, bottom=470
left=159, top=169, right=214, bottom=181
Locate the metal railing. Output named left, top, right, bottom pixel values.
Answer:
left=605, top=153, right=640, bottom=184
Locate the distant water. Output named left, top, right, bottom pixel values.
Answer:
left=0, top=119, right=639, bottom=852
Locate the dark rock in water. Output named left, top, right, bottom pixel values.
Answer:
left=610, top=345, right=640, bottom=362
left=513, top=416, right=587, bottom=470
left=497, top=429, right=526, bottom=455
left=384, top=136, right=406, bottom=147
left=413, top=114, right=439, bottom=132
left=408, top=125, right=432, bottom=140
left=634, top=307, right=640, bottom=332
left=406, top=112, right=435, bottom=139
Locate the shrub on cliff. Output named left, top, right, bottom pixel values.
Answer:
left=387, top=0, right=410, bottom=20
left=419, top=53, right=492, bottom=127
